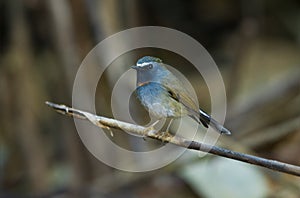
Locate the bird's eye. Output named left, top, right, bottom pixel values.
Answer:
left=147, top=64, right=153, bottom=69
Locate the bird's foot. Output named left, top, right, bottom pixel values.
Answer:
left=143, top=120, right=160, bottom=138
left=157, top=119, right=173, bottom=144
left=143, top=120, right=173, bottom=144
left=158, top=130, right=172, bottom=144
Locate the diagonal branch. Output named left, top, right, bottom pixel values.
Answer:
left=45, top=101, right=300, bottom=177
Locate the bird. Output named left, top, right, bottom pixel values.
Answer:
left=131, top=56, right=231, bottom=135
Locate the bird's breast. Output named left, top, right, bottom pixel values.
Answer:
left=135, top=82, right=187, bottom=118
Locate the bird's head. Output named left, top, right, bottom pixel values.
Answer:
left=132, top=56, right=169, bottom=86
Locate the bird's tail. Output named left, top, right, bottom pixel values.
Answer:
left=199, top=109, right=231, bottom=135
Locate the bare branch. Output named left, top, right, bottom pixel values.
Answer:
left=45, top=101, right=300, bottom=177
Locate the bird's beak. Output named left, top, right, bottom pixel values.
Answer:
left=131, top=65, right=139, bottom=70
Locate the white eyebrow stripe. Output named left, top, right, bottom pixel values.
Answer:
left=137, top=62, right=154, bottom=67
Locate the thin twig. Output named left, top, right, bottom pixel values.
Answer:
left=45, top=101, right=300, bottom=177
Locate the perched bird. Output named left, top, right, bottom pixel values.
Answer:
left=131, top=56, right=231, bottom=135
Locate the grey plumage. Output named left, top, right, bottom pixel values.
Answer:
left=132, top=56, right=231, bottom=135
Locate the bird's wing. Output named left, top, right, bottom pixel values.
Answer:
left=160, top=64, right=199, bottom=109
left=176, top=92, right=210, bottom=127
left=159, top=64, right=231, bottom=135
left=159, top=63, right=210, bottom=127
left=161, top=81, right=206, bottom=125
left=165, top=83, right=231, bottom=134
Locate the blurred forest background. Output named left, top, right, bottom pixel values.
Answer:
left=1, top=0, right=300, bottom=197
